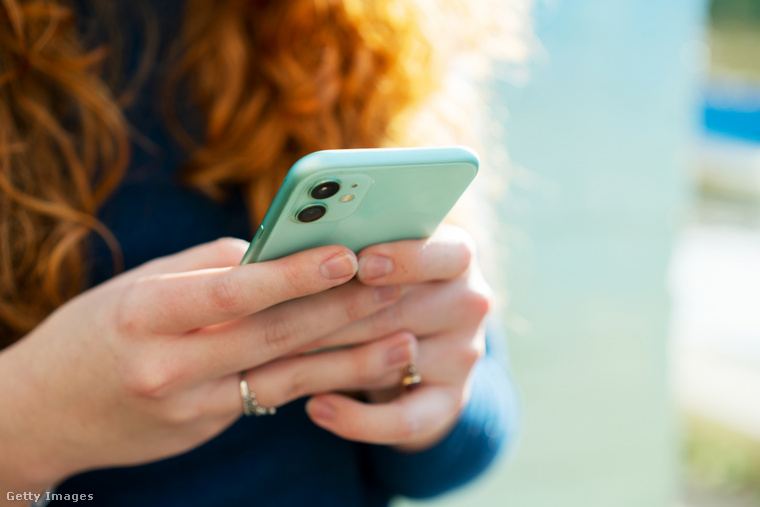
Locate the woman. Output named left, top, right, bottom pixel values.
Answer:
left=0, top=0, right=519, bottom=505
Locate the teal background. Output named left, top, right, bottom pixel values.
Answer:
left=396, top=0, right=706, bottom=505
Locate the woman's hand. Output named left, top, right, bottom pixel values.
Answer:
left=303, top=225, right=493, bottom=452
left=0, top=238, right=416, bottom=492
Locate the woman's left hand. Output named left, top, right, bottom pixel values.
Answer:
left=303, top=224, right=494, bottom=452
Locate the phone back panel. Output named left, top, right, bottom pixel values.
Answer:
left=241, top=146, right=479, bottom=263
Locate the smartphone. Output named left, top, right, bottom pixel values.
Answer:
left=240, top=146, right=479, bottom=264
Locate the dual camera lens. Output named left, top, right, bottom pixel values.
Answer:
left=297, top=181, right=341, bottom=223
left=310, top=181, right=340, bottom=200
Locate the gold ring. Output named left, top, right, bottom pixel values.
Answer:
left=401, top=363, right=422, bottom=391
left=239, top=372, right=276, bottom=416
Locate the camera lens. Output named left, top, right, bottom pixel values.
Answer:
left=310, top=181, right=340, bottom=200
left=297, top=204, right=327, bottom=223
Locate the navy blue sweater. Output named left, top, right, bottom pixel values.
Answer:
left=51, top=3, right=518, bottom=505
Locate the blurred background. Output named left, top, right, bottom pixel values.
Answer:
left=394, top=0, right=760, bottom=506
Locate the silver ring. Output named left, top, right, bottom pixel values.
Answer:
left=239, top=372, right=276, bottom=416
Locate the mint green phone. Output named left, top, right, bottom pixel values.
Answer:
left=240, top=146, right=479, bottom=264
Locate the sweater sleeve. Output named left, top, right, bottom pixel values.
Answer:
left=365, top=323, right=519, bottom=499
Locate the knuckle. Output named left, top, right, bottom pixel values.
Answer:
left=342, top=289, right=371, bottom=323
left=371, top=303, right=404, bottom=335
left=114, top=280, right=146, bottom=336
left=458, top=235, right=476, bottom=268
left=353, top=352, right=377, bottom=385
left=262, top=316, right=298, bottom=353
left=462, top=284, right=493, bottom=321
left=208, top=272, right=244, bottom=316
left=284, top=368, right=308, bottom=402
left=443, top=225, right=476, bottom=272
left=278, top=257, right=307, bottom=294
left=121, top=359, right=177, bottom=400
left=459, top=343, right=484, bottom=370
left=396, top=411, right=420, bottom=441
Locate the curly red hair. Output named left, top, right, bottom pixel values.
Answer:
left=0, top=0, right=529, bottom=347
left=0, top=0, right=443, bottom=347
left=170, top=0, right=437, bottom=222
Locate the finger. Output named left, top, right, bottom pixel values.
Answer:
left=369, top=328, right=485, bottom=387
left=356, top=224, right=474, bottom=285
left=133, top=237, right=251, bottom=277
left=121, top=245, right=358, bottom=335
left=298, top=275, right=489, bottom=354
left=305, top=386, right=462, bottom=446
left=415, top=328, right=485, bottom=383
left=200, top=332, right=417, bottom=416
left=177, top=280, right=404, bottom=379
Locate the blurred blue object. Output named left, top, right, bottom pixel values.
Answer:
left=704, top=80, right=760, bottom=142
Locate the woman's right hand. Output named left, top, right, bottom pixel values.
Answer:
left=0, top=238, right=414, bottom=493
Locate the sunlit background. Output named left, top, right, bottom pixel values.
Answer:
left=394, top=0, right=760, bottom=506
left=675, top=0, right=760, bottom=505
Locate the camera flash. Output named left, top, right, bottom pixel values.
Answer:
left=340, top=194, right=355, bottom=202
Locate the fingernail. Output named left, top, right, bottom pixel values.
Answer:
left=320, top=253, right=358, bottom=280
left=374, top=285, right=402, bottom=303
left=359, top=255, right=393, bottom=280
left=386, top=341, right=412, bottom=367
left=308, top=399, right=335, bottom=422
